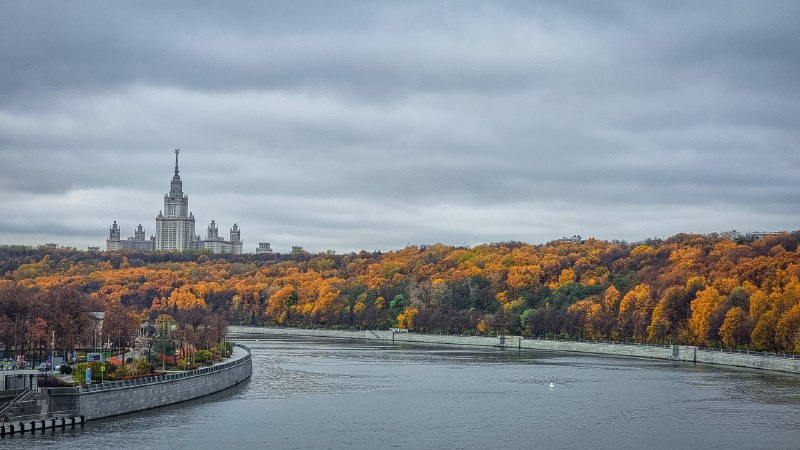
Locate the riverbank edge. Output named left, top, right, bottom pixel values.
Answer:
left=41, top=343, right=252, bottom=422
left=230, top=326, right=800, bottom=375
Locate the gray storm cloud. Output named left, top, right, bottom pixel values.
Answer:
left=1, top=1, right=798, bottom=252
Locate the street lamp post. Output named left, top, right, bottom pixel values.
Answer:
left=162, top=332, right=166, bottom=371
left=13, top=313, right=20, bottom=365
left=118, top=330, right=123, bottom=367
left=161, top=325, right=171, bottom=371
left=50, top=330, right=55, bottom=373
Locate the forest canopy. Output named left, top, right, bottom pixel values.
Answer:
left=3, top=231, right=800, bottom=353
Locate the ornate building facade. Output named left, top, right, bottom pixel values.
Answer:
left=155, top=150, right=196, bottom=251
left=107, top=149, right=242, bottom=254
left=201, top=220, right=243, bottom=254
left=107, top=222, right=156, bottom=251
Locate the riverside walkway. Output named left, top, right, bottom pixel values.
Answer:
left=1, top=344, right=252, bottom=437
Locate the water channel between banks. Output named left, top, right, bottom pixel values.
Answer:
left=2, top=334, right=800, bottom=449
left=230, top=325, right=800, bottom=374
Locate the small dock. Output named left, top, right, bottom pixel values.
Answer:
left=1, top=415, right=85, bottom=436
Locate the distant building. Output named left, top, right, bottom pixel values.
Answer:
left=127, top=224, right=156, bottom=251
left=155, top=149, right=196, bottom=251
left=256, top=242, right=273, bottom=254
left=291, top=246, right=305, bottom=254
left=559, top=235, right=583, bottom=243
left=713, top=230, right=784, bottom=242
left=107, top=221, right=122, bottom=250
left=44, top=242, right=58, bottom=249
left=107, top=222, right=156, bottom=251
left=718, top=230, right=742, bottom=240
left=748, top=231, right=773, bottom=240
left=0, top=245, right=34, bottom=250
left=87, top=246, right=100, bottom=252
left=200, top=220, right=243, bottom=254
left=106, top=149, right=242, bottom=254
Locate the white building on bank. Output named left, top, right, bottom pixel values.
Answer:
left=107, top=149, right=242, bottom=254
left=107, top=222, right=155, bottom=251
left=201, top=220, right=243, bottom=254
left=155, top=149, right=196, bottom=251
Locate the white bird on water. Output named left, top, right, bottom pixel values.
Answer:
left=549, top=382, right=555, bottom=388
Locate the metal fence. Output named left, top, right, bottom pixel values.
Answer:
left=521, top=335, right=798, bottom=359
left=408, top=330, right=799, bottom=360
left=695, top=346, right=797, bottom=359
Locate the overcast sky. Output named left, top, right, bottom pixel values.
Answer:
left=1, top=2, right=798, bottom=253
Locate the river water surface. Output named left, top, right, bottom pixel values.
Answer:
left=4, top=335, right=800, bottom=449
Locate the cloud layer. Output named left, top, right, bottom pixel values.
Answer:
left=1, top=1, right=798, bottom=252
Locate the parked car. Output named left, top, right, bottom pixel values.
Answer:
left=38, top=362, right=52, bottom=372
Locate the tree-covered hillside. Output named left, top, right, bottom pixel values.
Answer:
left=3, top=231, right=800, bottom=353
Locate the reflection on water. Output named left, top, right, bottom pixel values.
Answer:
left=4, top=335, right=800, bottom=450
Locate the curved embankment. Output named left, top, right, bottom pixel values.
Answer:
left=43, top=344, right=252, bottom=421
left=230, top=326, right=800, bottom=375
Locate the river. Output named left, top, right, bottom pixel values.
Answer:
left=4, top=334, right=800, bottom=449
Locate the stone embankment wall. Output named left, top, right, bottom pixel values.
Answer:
left=44, top=344, right=252, bottom=420
left=231, top=326, right=800, bottom=374
left=694, top=349, right=800, bottom=373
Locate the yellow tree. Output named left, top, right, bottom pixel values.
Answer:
left=264, top=285, right=295, bottom=325
left=567, top=299, right=609, bottom=339
left=751, top=310, right=778, bottom=351
left=775, top=303, right=800, bottom=353
left=168, top=287, right=207, bottom=310
left=603, top=286, right=621, bottom=314
left=617, top=284, right=653, bottom=342
left=507, top=265, right=543, bottom=290
left=396, top=306, right=419, bottom=330
left=718, top=307, right=745, bottom=348
left=748, top=289, right=771, bottom=321
left=549, top=268, right=576, bottom=289
left=312, top=277, right=344, bottom=322
left=648, top=301, right=670, bottom=344
left=688, top=287, right=724, bottom=346
left=647, top=286, right=688, bottom=343
left=584, top=301, right=612, bottom=340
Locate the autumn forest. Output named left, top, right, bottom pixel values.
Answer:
left=4, top=231, right=800, bottom=356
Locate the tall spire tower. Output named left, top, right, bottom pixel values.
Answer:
left=104, top=147, right=242, bottom=254
left=155, top=149, right=196, bottom=251
left=169, top=148, right=183, bottom=198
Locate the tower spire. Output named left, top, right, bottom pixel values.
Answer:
left=174, top=148, right=180, bottom=176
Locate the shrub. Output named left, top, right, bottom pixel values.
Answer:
left=73, top=361, right=111, bottom=383
left=133, top=358, right=154, bottom=376
left=108, top=358, right=155, bottom=380
left=73, top=359, right=154, bottom=382
left=194, top=349, right=214, bottom=364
